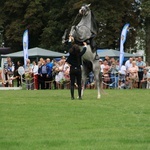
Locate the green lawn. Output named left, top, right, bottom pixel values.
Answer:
left=0, top=89, right=150, bottom=150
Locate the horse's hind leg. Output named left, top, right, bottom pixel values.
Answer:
left=93, top=62, right=101, bottom=99
left=81, top=65, right=88, bottom=97
left=81, top=77, right=86, bottom=97
left=95, top=72, right=101, bottom=99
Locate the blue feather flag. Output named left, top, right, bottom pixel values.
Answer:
left=23, top=29, right=29, bottom=67
left=119, top=23, right=130, bottom=67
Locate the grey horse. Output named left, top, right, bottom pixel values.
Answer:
left=62, top=4, right=101, bottom=99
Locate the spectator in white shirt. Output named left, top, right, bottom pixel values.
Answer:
left=125, top=57, right=133, bottom=75
left=32, top=61, right=39, bottom=90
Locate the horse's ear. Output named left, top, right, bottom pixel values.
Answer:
left=87, top=4, right=91, bottom=7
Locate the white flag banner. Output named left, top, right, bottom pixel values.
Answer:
left=119, top=23, right=130, bottom=67
left=23, top=30, right=29, bottom=67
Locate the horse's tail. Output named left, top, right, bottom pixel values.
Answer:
left=99, top=72, right=103, bottom=88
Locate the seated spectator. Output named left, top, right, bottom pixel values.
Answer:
left=86, top=71, right=95, bottom=89
left=119, top=76, right=131, bottom=89
left=140, top=68, right=148, bottom=89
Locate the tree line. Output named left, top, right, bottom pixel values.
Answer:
left=0, top=0, right=149, bottom=63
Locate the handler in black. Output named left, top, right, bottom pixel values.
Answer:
left=66, top=36, right=87, bottom=100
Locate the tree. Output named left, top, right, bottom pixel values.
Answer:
left=2, top=1, right=29, bottom=50
left=1, top=0, right=49, bottom=51
left=141, top=0, right=150, bottom=64
left=40, top=0, right=79, bottom=52
left=0, top=0, right=147, bottom=57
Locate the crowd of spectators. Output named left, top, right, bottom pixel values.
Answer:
left=1, top=55, right=150, bottom=90
left=1, top=56, right=70, bottom=90
left=22, top=56, right=71, bottom=90
left=99, top=56, right=150, bottom=89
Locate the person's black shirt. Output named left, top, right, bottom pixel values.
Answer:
left=66, top=46, right=87, bottom=68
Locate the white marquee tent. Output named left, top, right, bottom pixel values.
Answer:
left=1, top=47, right=68, bottom=58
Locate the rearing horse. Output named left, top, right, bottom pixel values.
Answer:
left=62, top=4, right=101, bottom=99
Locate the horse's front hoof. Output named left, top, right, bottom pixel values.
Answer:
left=97, top=95, right=101, bottom=99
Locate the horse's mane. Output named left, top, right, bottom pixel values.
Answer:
left=90, top=10, right=99, bottom=35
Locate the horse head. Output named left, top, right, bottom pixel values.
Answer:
left=79, top=4, right=91, bottom=16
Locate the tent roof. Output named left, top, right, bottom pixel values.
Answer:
left=1, top=47, right=142, bottom=58
left=1, top=47, right=68, bottom=58
left=97, top=49, right=141, bottom=57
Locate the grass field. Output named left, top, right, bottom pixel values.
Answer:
left=0, top=89, right=150, bottom=150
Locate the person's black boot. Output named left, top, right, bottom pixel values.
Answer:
left=71, top=86, right=74, bottom=100
left=78, top=85, right=82, bottom=100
